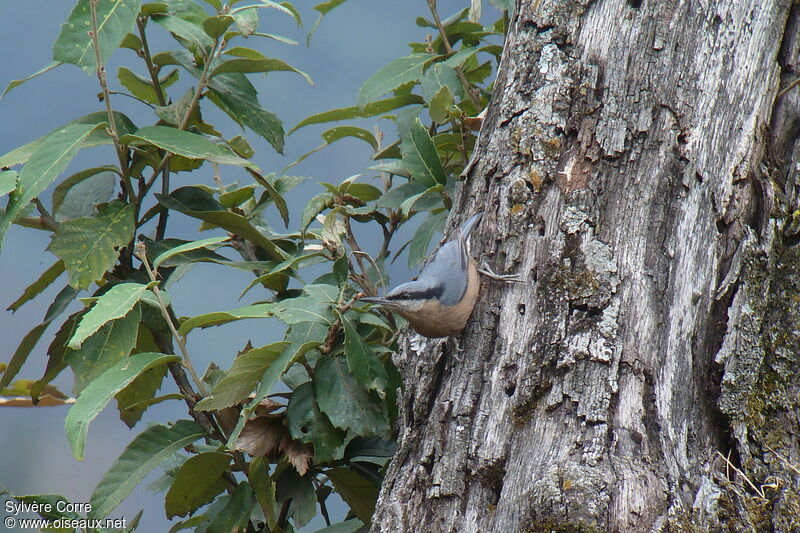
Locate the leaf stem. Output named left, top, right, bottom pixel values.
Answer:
left=135, top=242, right=208, bottom=396
left=88, top=0, right=135, bottom=205
left=427, top=0, right=481, bottom=110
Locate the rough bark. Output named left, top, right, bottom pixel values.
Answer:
left=372, top=0, right=800, bottom=531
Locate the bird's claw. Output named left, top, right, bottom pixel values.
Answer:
left=478, top=262, right=525, bottom=282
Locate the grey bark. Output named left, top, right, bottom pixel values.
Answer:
left=371, top=0, right=800, bottom=531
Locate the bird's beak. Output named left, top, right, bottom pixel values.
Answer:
left=359, top=296, right=391, bottom=306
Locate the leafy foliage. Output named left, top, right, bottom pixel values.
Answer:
left=0, top=0, right=505, bottom=530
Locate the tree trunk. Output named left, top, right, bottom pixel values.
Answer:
left=372, top=0, right=800, bottom=531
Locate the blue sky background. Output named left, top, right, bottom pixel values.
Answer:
left=0, top=1, right=495, bottom=531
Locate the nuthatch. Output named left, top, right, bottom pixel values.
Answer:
left=360, top=212, right=484, bottom=338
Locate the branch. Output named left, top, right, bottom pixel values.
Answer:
left=88, top=0, right=135, bottom=205
left=134, top=242, right=208, bottom=396
left=427, top=0, right=481, bottom=110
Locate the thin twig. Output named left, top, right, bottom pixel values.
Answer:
left=135, top=242, right=208, bottom=396
left=342, top=215, right=376, bottom=295
left=136, top=17, right=168, bottom=107
left=32, top=198, right=59, bottom=231
left=778, top=75, right=800, bottom=99
left=88, top=0, right=135, bottom=205
left=427, top=0, right=481, bottom=109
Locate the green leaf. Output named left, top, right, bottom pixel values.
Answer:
left=429, top=86, right=455, bottom=124
left=0, top=111, right=135, bottom=170
left=315, top=356, right=389, bottom=437
left=0, top=122, right=105, bottom=250
left=275, top=468, right=316, bottom=526
left=118, top=66, right=178, bottom=104
left=66, top=305, right=141, bottom=392
left=65, top=352, right=181, bottom=460
left=321, top=126, right=378, bottom=151
left=408, top=211, right=447, bottom=268
left=312, top=519, right=364, bottom=533
left=338, top=311, right=387, bottom=394
left=300, top=192, right=334, bottom=233
left=212, top=55, right=313, bottom=86
left=357, top=53, right=433, bottom=106
left=325, top=467, right=378, bottom=525
left=47, top=201, right=135, bottom=289
left=152, top=236, right=230, bottom=269
left=115, top=362, right=167, bottom=427
left=286, top=382, right=345, bottom=463
left=120, top=126, right=254, bottom=167
left=489, top=0, right=515, bottom=11
left=194, top=341, right=291, bottom=411
left=7, top=260, right=65, bottom=312
left=249, top=457, right=278, bottom=530
left=227, top=339, right=321, bottom=447
left=51, top=166, right=119, bottom=220
left=88, top=419, right=206, bottom=518
left=289, top=94, right=423, bottom=135
left=377, top=181, right=426, bottom=209
left=53, top=0, right=142, bottom=73
left=0, top=170, right=16, bottom=196
left=55, top=171, right=116, bottom=222
left=420, top=62, right=463, bottom=103
left=178, top=303, right=274, bottom=336
left=400, top=118, right=447, bottom=186
left=207, top=74, right=285, bottom=153
left=168, top=516, right=209, bottom=533
left=152, top=14, right=214, bottom=54
left=2, top=61, right=62, bottom=97
left=231, top=8, right=258, bottom=36
left=165, top=452, right=231, bottom=518
left=239, top=251, right=325, bottom=298
left=313, top=0, right=346, bottom=15
left=272, top=293, right=334, bottom=326
left=399, top=184, right=446, bottom=215
left=205, top=482, right=255, bottom=532
left=202, top=14, right=235, bottom=39
left=156, top=186, right=286, bottom=260
left=247, top=170, right=289, bottom=227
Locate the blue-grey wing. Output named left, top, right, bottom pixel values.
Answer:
left=420, top=238, right=467, bottom=307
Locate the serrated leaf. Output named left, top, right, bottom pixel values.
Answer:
left=152, top=13, right=214, bottom=54
left=88, top=419, right=205, bottom=518
left=357, top=53, right=433, bottom=106
left=275, top=467, right=315, bottom=526
left=165, top=452, right=230, bottom=518
left=377, top=181, right=426, bottom=209
left=66, top=304, right=141, bottom=393
left=7, top=260, right=65, bottom=312
left=2, top=61, right=62, bottom=97
left=118, top=66, right=178, bottom=104
left=286, top=382, right=345, bottom=463
left=321, top=126, right=377, bottom=150
left=239, top=251, right=325, bottom=298
left=194, top=341, right=291, bottom=411
left=338, top=311, right=387, bottom=394
left=409, top=211, right=447, bottom=268
left=153, top=236, right=230, bottom=269
left=315, top=356, right=389, bottom=437
left=120, top=126, right=254, bottom=167
left=56, top=171, right=116, bottom=222
left=399, top=184, right=445, bottom=215
left=51, top=166, right=119, bottom=220
left=247, top=170, right=289, bottom=226
left=429, top=86, right=454, bottom=124
left=156, top=186, right=286, bottom=260
left=0, top=170, right=16, bottom=196
left=65, top=352, right=181, bottom=460
left=325, top=467, right=378, bottom=525
left=0, top=122, right=105, bottom=250
left=249, top=457, right=278, bottom=530
left=53, top=0, right=142, bottom=73
left=400, top=118, right=447, bottom=186
left=47, top=200, right=134, bottom=289
left=289, top=94, right=423, bottom=135
left=178, top=303, right=274, bottom=336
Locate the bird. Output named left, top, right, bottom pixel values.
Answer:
left=360, top=212, right=484, bottom=338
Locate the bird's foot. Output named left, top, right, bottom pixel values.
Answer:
left=478, top=261, right=525, bottom=282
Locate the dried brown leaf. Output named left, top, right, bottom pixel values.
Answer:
left=236, top=415, right=286, bottom=456
left=280, top=433, right=312, bottom=476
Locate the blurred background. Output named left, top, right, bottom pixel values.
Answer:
left=0, top=1, right=496, bottom=530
